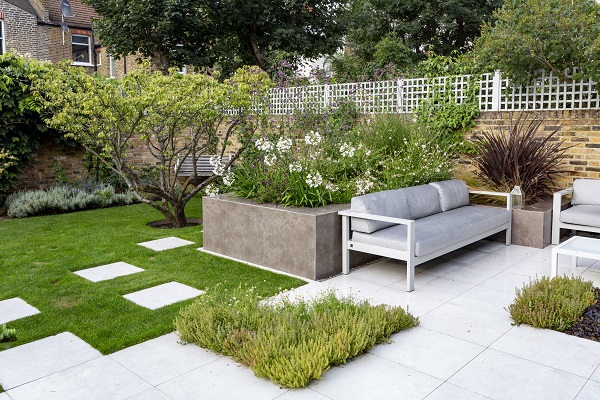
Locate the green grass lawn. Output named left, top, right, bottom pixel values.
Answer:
left=0, top=197, right=305, bottom=354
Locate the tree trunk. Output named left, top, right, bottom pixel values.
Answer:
left=164, top=203, right=189, bottom=228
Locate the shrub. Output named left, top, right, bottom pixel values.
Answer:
left=175, top=286, right=419, bottom=388
left=0, top=325, right=17, bottom=343
left=472, top=115, right=571, bottom=204
left=508, top=275, right=595, bottom=331
left=5, top=184, right=136, bottom=218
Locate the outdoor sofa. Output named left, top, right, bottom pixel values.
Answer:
left=339, top=180, right=512, bottom=292
left=552, top=179, right=600, bottom=244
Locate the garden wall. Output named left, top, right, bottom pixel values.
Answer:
left=468, top=110, right=600, bottom=188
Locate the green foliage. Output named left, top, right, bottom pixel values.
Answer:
left=32, top=64, right=271, bottom=227
left=414, top=80, right=480, bottom=153
left=5, top=184, right=136, bottom=218
left=85, top=0, right=348, bottom=75
left=175, top=286, right=419, bottom=388
left=508, top=276, right=595, bottom=331
left=472, top=115, right=571, bottom=203
left=0, top=53, right=63, bottom=199
left=0, top=325, right=17, bottom=343
left=228, top=115, right=455, bottom=207
left=329, top=54, right=403, bottom=83
left=345, top=0, right=502, bottom=68
left=471, top=0, right=600, bottom=85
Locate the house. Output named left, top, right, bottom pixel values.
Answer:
left=0, top=0, right=132, bottom=78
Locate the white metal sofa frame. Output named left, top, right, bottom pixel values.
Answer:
left=552, top=187, right=600, bottom=244
left=339, top=190, right=512, bottom=292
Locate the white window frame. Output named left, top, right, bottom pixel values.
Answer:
left=0, top=20, right=5, bottom=56
left=109, top=55, right=116, bottom=78
left=71, top=34, right=93, bottom=66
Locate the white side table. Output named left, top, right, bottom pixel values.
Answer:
left=551, top=236, right=600, bottom=278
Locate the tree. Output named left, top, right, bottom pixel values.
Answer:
left=85, top=0, right=348, bottom=74
left=33, top=64, right=272, bottom=227
left=470, top=0, right=600, bottom=85
left=344, top=0, right=502, bottom=67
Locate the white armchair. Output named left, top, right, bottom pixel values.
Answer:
left=552, top=179, right=600, bottom=244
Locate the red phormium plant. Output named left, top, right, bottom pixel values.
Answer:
left=472, top=114, right=572, bottom=204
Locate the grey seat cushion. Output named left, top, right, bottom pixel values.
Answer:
left=429, top=180, right=470, bottom=211
left=398, top=184, right=442, bottom=219
left=351, top=206, right=510, bottom=257
left=351, top=190, right=410, bottom=233
left=572, top=179, right=600, bottom=206
left=560, top=205, right=600, bottom=227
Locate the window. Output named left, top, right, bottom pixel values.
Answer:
left=0, top=20, right=5, bottom=56
left=72, top=34, right=92, bottom=65
left=109, top=55, right=116, bottom=78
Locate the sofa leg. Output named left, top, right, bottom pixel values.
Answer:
left=341, top=215, right=350, bottom=275
left=406, top=260, right=415, bottom=292
left=505, top=226, right=511, bottom=246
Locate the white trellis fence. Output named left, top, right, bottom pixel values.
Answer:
left=265, top=70, right=600, bottom=115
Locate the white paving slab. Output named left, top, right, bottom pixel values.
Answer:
left=449, top=349, right=587, bottom=400
left=138, top=237, right=194, bottom=251
left=0, top=332, right=101, bottom=390
left=424, top=382, right=491, bottom=400
left=123, top=282, right=204, bottom=310
left=449, top=285, right=516, bottom=317
left=309, top=353, right=442, bottom=400
left=591, top=366, right=600, bottom=383
left=7, top=356, right=152, bottom=400
left=157, top=357, right=288, bottom=400
left=0, top=393, right=12, bottom=400
left=0, top=298, right=40, bottom=325
left=388, top=273, right=475, bottom=302
left=126, top=388, right=174, bottom=400
left=110, top=332, right=221, bottom=385
left=370, top=327, right=485, bottom=380
left=419, top=303, right=513, bottom=347
left=366, top=286, right=444, bottom=317
left=74, top=262, right=144, bottom=282
left=276, top=388, right=333, bottom=400
left=490, top=325, right=600, bottom=378
left=576, top=380, right=600, bottom=400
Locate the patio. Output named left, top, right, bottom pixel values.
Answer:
left=1, top=239, right=600, bottom=400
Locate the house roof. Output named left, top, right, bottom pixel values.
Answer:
left=45, top=0, right=97, bottom=29
left=4, top=0, right=39, bottom=17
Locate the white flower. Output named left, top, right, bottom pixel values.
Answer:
left=325, top=182, right=339, bottom=192
left=340, top=143, right=355, bottom=158
left=255, top=137, right=273, bottom=152
left=289, top=162, right=303, bottom=173
left=205, top=184, right=219, bottom=197
left=276, top=138, right=292, bottom=152
left=209, top=155, right=221, bottom=167
left=304, top=130, right=322, bottom=146
left=355, top=177, right=374, bottom=195
left=264, top=153, right=278, bottom=166
left=223, top=170, right=234, bottom=186
left=306, top=172, right=323, bottom=188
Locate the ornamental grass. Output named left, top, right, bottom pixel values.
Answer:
left=175, top=286, right=419, bottom=388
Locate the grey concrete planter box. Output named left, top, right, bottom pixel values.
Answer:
left=202, top=195, right=376, bottom=280
left=511, top=198, right=554, bottom=248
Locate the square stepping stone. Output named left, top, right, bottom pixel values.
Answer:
left=0, top=332, right=101, bottom=390
left=74, top=262, right=144, bottom=282
left=123, top=282, right=204, bottom=310
left=138, top=237, right=194, bottom=251
left=0, top=298, right=40, bottom=325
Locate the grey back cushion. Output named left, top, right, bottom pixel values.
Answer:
left=351, top=190, right=410, bottom=233
left=398, top=184, right=442, bottom=219
left=572, top=179, right=600, bottom=206
left=429, top=179, right=470, bottom=211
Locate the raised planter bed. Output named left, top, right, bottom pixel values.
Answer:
left=202, top=195, right=377, bottom=280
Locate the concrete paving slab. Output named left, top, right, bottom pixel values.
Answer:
left=110, top=332, right=221, bottom=385
left=125, top=388, right=174, bottom=400
left=123, top=282, right=204, bottom=310
left=0, top=392, right=12, bottom=400
left=138, top=237, right=194, bottom=251
left=74, top=262, right=144, bottom=282
left=0, top=298, right=40, bottom=325
left=6, top=356, right=152, bottom=400
left=0, top=332, right=101, bottom=390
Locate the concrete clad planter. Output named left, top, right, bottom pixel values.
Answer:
left=202, top=195, right=377, bottom=280
left=511, top=198, right=553, bottom=248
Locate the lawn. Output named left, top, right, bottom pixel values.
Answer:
left=0, top=196, right=306, bottom=354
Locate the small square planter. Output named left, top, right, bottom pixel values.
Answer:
left=202, top=195, right=377, bottom=280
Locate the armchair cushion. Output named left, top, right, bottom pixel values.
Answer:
left=350, top=189, right=410, bottom=233
left=560, top=205, right=600, bottom=227
left=572, top=179, right=600, bottom=206
left=429, top=179, right=470, bottom=211
left=398, top=184, right=442, bottom=219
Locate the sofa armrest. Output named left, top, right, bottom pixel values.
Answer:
left=338, top=210, right=415, bottom=226
left=469, top=190, right=512, bottom=211
left=554, top=187, right=573, bottom=198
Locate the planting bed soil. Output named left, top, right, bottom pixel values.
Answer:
left=566, top=287, right=600, bottom=342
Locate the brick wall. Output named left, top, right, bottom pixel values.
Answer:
left=16, top=138, right=87, bottom=191
left=0, top=1, right=39, bottom=57
left=469, top=110, right=600, bottom=189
